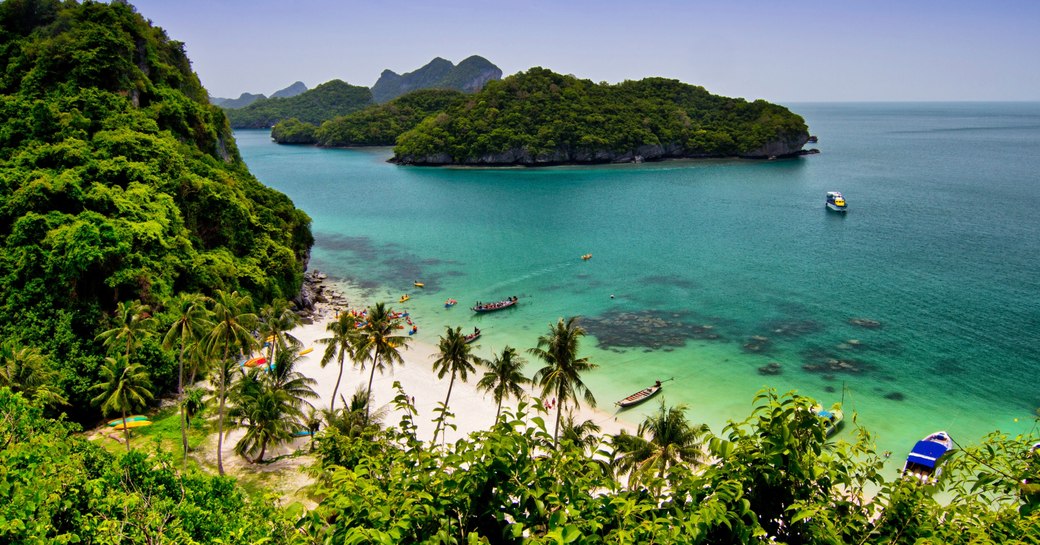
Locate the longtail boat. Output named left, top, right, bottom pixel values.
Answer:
left=472, top=296, right=518, bottom=313
left=616, top=380, right=665, bottom=408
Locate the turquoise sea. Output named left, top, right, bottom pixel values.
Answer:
left=236, top=102, right=1040, bottom=460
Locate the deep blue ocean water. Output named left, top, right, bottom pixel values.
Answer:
left=236, top=102, right=1040, bottom=458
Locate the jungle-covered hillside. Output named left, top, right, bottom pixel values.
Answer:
left=0, top=0, right=312, bottom=419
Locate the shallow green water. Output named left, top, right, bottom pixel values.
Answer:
left=236, top=102, right=1040, bottom=459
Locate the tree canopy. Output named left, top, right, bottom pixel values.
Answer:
left=272, top=88, right=467, bottom=146
left=224, top=79, right=373, bottom=128
left=392, top=67, right=810, bottom=165
left=0, top=0, right=312, bottom=420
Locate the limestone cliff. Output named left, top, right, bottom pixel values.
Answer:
left=371, top=55, right=502, bottom=103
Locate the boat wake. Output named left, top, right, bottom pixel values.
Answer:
left=477, top=259, right=577, bottom=295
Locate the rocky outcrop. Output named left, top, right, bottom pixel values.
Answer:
left=740, top=132, right=811, bottom=158
left=394, top=137, right=808, bottom=166
left=371, top=55, right=502, bottom=103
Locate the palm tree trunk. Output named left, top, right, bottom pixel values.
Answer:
left=330, top=354, right=344, bottom=413
left=494, top=398, right=503, bottom=425
left=553, top=384, right=564, bottom=446
left=179, top=341, right=188, bottom=464
left=217, top=342, right=228, bottom=476
left=433, top=372, right=456, bottom=444
left=258, top=436, right=267, bottom=463
left=365, top=355, right=378, bottom=423
left=122, top=410, right=130, bottom=452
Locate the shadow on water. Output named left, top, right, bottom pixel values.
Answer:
left=317, top=232, right=458, bottom=291
left=581, top=309, right=724, bottom=350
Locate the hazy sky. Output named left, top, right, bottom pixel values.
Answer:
left=129, top=0, right=1040, bottom=103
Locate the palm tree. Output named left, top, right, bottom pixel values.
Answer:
left=90, top=355, right=153, bottom=452
left=162, top=293, right=213, bottom=462
left=205, top=289, right=258, bottom=475
left=227, top=346, right=318, bottom=463
left=182, top=387, right=206, bottom=429
left=430, top=326, right=482, bottom=444
left=561, top=413, right=603, bottom=453
left=529, top=317, right=599, bottom=446
left=258, top=298, right=301, bottom=362
left=227, top=369, right=299, bottom=463
left=96, top=300, right=154, bottom=358
left=0, top=340, right=67, bottom=408
left=185, top=339, right=209, bottom=386
left=303, top=407, right=322, bottom=451
left=612, top=402, right=709, bottom=491
left=355, top=302, right=409, bottom=422
left=266, top=345, right=319, bottom=411
left=317, top=310, right=362, bottom=412
left=476, top=345, right=529, bottom=424
left=323, top=386, right=389, bottom=438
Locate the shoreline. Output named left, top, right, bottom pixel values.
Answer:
left=270, top=274, right=637, bottom=451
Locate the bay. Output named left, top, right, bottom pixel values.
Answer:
left=236, top=102, right=1040, bottom=459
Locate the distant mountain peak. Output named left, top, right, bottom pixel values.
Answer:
left=371, top=55, right=502, bottom=103
left=271, top=81, right=308, bottom=99
left=210, top=92, right=266, bottom=109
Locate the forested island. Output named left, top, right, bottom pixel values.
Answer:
left=0, top=1, right=1038, bottom=544
left=274, top=68, right=813, bottom=166
left=229, top=56, right=501, bottom=129
left=392, top=68, right=811, bottom=165
left=272, top=89, right=467, bottom=146
left=225, top=79, right=373, bottom=129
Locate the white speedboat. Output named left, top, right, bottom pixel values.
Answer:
left=826, top=191, right=847, bottom=212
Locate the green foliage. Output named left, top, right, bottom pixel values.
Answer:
left=224, top=79, right=373, bottom=128
left=356, top=302, right=410, bottom=423
left=270, top=117, right=317, bottom=144
left=392, top=67, right=809, bottom=164
left=529, top=316, right=598, bottom=445
left=302, top=388, right=1040, bottom=543
left=0, top=339, right=66, bottom=408
left=0, top=0, right=312, bottom=422
left=317, top=309, right=364, bottom=413
left=281, top=88, right=467, bottom=146
left=476, top=345, right=529, bottom=423
left=0, top=387, right=297, bottom=543
left=431, top=325, right=482, bottom=444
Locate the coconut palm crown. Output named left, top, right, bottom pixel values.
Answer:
left=529, top=316, right=598, bottom=445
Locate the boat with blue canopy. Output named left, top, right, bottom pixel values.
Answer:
left=811, top=404, right=844, bottom=437
left=902, top=430, right=953, bottom=484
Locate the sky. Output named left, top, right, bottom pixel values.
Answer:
left=128, top=0, right=1040, bottom=103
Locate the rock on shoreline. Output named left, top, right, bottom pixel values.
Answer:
left=392, top=134, right=811, bottom=167
left=294, top=270, right=348, bottom=323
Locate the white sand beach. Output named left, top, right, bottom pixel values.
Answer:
left=286, top=303, right=637, bottom=445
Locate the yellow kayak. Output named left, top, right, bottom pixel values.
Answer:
left=400, top=294, right=410, bottom=303
left=299, top=347, right=313, bottom=356
left=107, top=415, right=148, bottom=426
left=111, top=420, right=153, bottom=430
